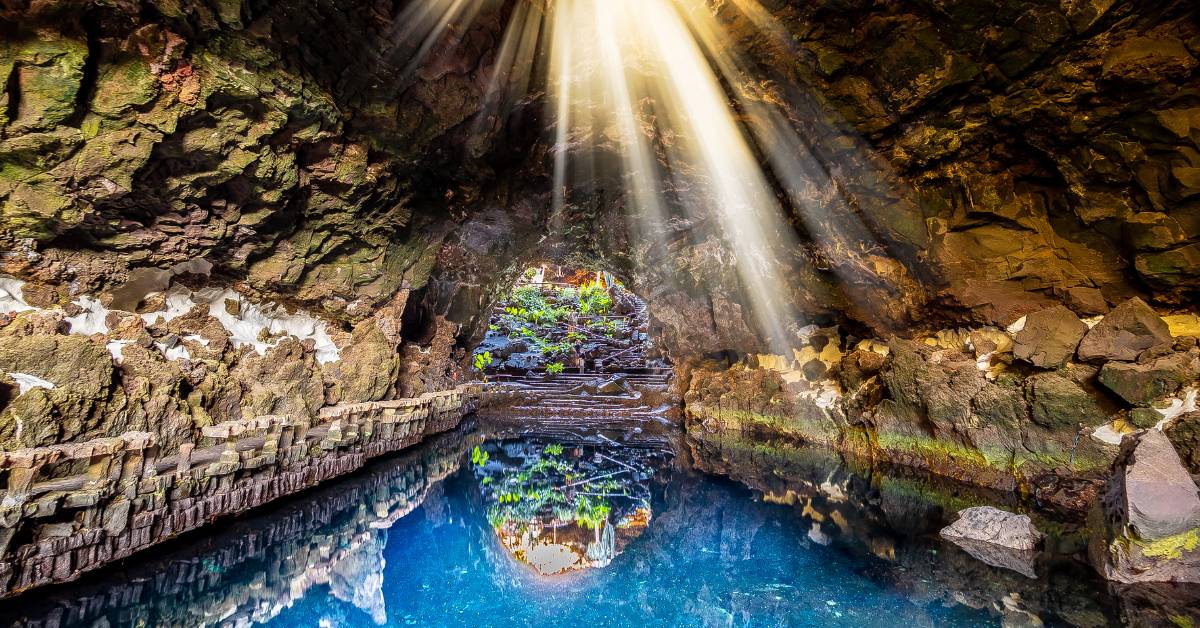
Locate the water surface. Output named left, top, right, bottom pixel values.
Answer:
left=1, top=422, right=1191, bottom=627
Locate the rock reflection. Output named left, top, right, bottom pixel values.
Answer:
left=471, top=438, right=672, bottom=575
left=0, top=426, right=479, bottom=628
left=688, top=427, right=1200, bottom=627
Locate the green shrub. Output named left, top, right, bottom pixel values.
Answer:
left=473, top=351, right=494, bottom=372
left=546, top=362, right=565, bottom=375
left=578, top=281, right=612, bottom=315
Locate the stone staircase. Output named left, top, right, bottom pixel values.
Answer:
left=476, top=369, right=677, bottom=444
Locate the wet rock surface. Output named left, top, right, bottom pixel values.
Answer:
left=940, top=506, right=1045, bottom=551
left=1092, top=429, right=1200, bottom=583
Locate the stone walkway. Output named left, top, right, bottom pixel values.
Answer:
left=476, top=370, right=677, bottom=444
left=0, top=384, right=483, bottom=599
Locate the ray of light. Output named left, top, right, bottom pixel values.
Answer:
left=546, top=0, right=801, bottom=353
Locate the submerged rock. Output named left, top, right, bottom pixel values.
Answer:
left=940, top=506, right=1043, bottom=578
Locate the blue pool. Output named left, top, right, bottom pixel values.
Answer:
left=0, top=423, right=1177, bottom=627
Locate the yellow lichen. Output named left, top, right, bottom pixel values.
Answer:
left=1138, top=528, right=1200, bottom=560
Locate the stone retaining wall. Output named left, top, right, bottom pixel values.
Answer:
left=0, top=383, right=483, bottom=598
left=0, top=424, right=480, bottom=626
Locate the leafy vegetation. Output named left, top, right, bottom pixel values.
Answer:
left=577, top=281, right=613, bottom=316
left=546, top=362, right=565, bottom=375
left=476, top=270, right=640, bottom=373
left=474, top=351, right=494, bottom=372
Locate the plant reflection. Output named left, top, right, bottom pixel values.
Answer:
left=471, top=439, right=670, bottom=575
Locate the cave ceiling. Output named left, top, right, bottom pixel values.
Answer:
left=1, top=0, right=1198, bottom=358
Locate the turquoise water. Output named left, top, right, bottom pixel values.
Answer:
left=268, top=462, right=990, bottom=627
left=0, top=424, right=1169, bottom=627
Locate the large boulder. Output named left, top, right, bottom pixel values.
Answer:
left=1113, top=430, right=1200, bottom=541
left=1078, top=298, right=1173, bottom=363
left=1091, top=429, right=1200, bottom=583
left=1013, top=306, right=1087, bottom=368
left=1098, top=351, right=1198, bottom=406
left=1025, top=372, right=1108, bottom=429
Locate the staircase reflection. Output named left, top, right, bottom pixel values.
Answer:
left=470, top=436, right=673, bottom=576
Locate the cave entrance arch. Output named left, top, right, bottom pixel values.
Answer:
left=471, top=264, right=663, bottom=377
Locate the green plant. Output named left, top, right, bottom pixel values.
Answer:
left=546, top=362, right=565, bottom=375
left=578, top=281, right=612, bottom=316
left=474, top=351, right=494, bottom=372
left=544, top=443, right=563, bottom=456
left=556, top=286, right=578, bottom=302
left=512, top=285, right=548, bottom=311
left=566, top=330, right=586, bottom=343
left=471, top=445, right=490, bottom=467
left=540, top=342, right=570, bottom=357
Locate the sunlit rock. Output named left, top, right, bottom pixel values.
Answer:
left=1077, top=298, right=1173, bottom=363
left=1091, top=429, right=1200, bottom=583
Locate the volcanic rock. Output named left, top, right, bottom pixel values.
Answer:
left=1013, top=306, right=1087, bottom=368
left=1078, top=298, right=1173, bottom=363
left=940, top=506, right=1044, bottom=551
left=1098, top=351, right=1198, bottom=406
left=1091, top=429, right=1200, bottom=583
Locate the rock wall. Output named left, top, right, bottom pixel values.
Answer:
left=0, top=0, right=526, bottom=452
left=2, top=0, right=1200, bottom=582
left=0, top=383, right=480, bottom=598
left=723, top=0, right=1200, bottom=325
left=0, top=423, right=478, bottom=626
left=684, top=300, right=1199, bottom=516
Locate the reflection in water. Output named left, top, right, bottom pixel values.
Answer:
left=0, top=422, right=1195, bottom=627
left=0, top=425, right=479, bottom=628
left=471, top=439, right=671, bottom=575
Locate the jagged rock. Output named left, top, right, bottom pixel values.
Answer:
left=1013, top=306, right=1087, bottom=368
left=1098, top=352, right=1198, bottom=406
left=1091, top=429, right=1200, bottom=583
left=1026, top=372, right=1108, bottom=429
left=839, top=349, right=886, bottom=390
left=1168, top=412, right=1200, bottom=475
left=940, top=506, right=1044, bottom=551
left=0, top=334, right=115, bottom=448
left=1078, top=298, right=1173, bottom=363
left=1102, top=37, right=1198, bottom=83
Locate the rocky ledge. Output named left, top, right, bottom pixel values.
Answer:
left=684, top=297, right=1200, bottom=580
left=0, top=383, right=480, bottom=598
